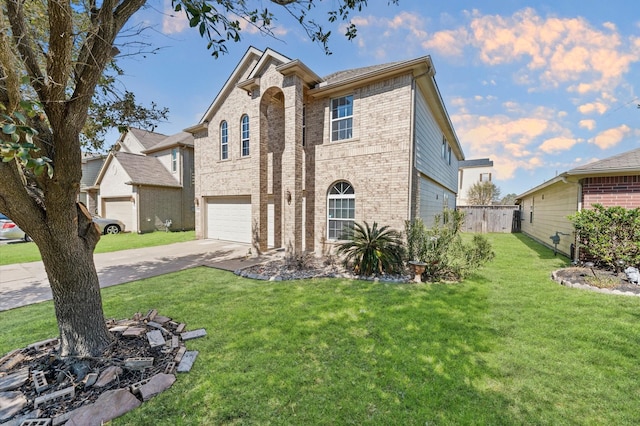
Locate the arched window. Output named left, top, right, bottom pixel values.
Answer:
left=220, top=121, right=228, bottom=160
left=241, top=115, right=250, bottom=157
left=327, top=181, right=355, bottom=240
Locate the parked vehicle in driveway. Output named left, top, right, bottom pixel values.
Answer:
left=0, top=213, right=124, bottom=240
left=0, top=213, right=30, bottom=241
left=93, top=216, right=126, bottom=234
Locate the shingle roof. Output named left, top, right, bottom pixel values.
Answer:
left=128, top=128, right=168, bottom=150
left=568, top=146, right=640, bottom=175
left=144, top=132, right=194, bottom=153
left=459, top=158, right=493, bottom=168
left=114, top=152, right=182, bottom=188
left=321, top=61, right=405, bottom=85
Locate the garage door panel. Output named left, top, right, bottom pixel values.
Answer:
left=206, top=197, right=251, bottom=243
left=103, top=198, right=133, bottom=233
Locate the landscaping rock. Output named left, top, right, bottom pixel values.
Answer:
left=0, top=366, right=29, bottom=391
left=94, top=366, right=122, bottom=387
left=65, top=388, right=141, bottom=426
left=139, top=373, right=176, bottom=401
left=0, top=391, right=28, bottom=421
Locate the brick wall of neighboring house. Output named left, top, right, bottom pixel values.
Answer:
left=581, top=176, right=640, bottom=209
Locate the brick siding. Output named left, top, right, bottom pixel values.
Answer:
left=581, top=175, right=640, bottom=209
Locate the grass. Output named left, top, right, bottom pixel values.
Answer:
left=0, top=230, right=195, bottom=266
left=2, top=233, right=640, bottom=424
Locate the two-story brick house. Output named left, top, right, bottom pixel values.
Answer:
left=93, top=128, right=195, bottom=233
left=186, top=47, right=464, bottom=253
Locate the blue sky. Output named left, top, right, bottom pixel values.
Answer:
left=114, top=0, right=640, bottom=197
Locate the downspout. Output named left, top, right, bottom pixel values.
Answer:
left=574, top=179, right=583, bottom=263
left=408, top=77, right=416, bottom=222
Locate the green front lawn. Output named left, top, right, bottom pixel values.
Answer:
left=2, top=233, right=639, bottom=424
left=0, top=231, right=195, bottom=266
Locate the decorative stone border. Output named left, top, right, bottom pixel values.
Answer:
left=551, top=270, right=640, bottom=297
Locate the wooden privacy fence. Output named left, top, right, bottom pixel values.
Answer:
left=457, top=205, right=520, bottom=233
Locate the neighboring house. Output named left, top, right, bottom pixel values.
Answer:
left=80, top=153, right=107, bottom=214
left=93, top=128, right=195, bottom=233
left=457, top=158, right=494, bottom=205
left=516, top=146, right=640, bottom=258
left=185, top=47, right=464, bottom=254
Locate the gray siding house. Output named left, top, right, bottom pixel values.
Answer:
left=186, top=47, right=464, bottom=253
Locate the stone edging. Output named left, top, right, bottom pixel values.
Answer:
left=551, top=270, right=640, bottom=297
left=234, top=268, right=410, bottom=284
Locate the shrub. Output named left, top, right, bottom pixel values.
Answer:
left=569, top=204, right=640, bottom=269
left=336, top=221, right=405, bottom=276
left=405, top=210, right=495, bottom=281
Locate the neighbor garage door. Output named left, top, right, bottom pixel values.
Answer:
left=206, top=196, right=252, bottom=243
left=102, top=197, right=134, bottom=232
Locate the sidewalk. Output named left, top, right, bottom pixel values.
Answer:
left=0, top=239, right=261, bottom=312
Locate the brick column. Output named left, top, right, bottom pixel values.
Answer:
left=281, top=80, right=304, bottom=253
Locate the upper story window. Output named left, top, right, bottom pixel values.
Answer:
left=241, top=115, right=250, bottom=157
left=480, top=172, right=492, bottom=182
left=331, top=95, right=353, bottom=141
left=220, top=121, right=228, bottom=160
left=171, top=148, right=178, bottom=173
left=447, top=146, right=452, bottom=165
left=441, top=136, right=447, bottom=159
left=327, top=181, right=355, bottom=240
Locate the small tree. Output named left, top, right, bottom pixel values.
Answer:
left=336, top=221, right=405, bottom=276
left=499, top=193, right=518, bottom=205
left=405, top=211, right=495, bottom=281
left=466, top=181, right=501, bottom=205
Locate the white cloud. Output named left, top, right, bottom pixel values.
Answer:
left=589, top=124, right=631, bottom=149
left=162, top=0, right=188, bottom=34
left=539, top=136, right=579, bottom=154
left=579, top=119, right=596, bottom=131
left=578, top=102, right=608, bottom=115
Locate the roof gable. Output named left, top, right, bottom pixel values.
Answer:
left=188, top=46, right=264, bottom=128
left=245, top=47, right=291, bottom=81
left=114, top=152, right=182, bottom=188
left=144, top=131, right=194, bottom=154
left=95, top=151, right=181, bottom=188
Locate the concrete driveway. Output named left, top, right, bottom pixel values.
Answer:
left=0, top=239, right=259, bottom=312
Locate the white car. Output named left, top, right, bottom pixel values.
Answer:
left=0, top=213, right=30, bottom=241
left=0, top=213, right=124, bottom=240
left=92, top=216, right=126, bottom=235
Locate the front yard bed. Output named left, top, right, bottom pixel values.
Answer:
left=2, top=234, right=640, bottom=424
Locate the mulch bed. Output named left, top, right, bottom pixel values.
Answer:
left=0, top=310, right=203, bottom=425
left=552, top=267, right=640, bottom=295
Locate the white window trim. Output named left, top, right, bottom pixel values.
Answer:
left=241, top=115, right=250, bottom=157
left=220, top=121, right=228, bottom=160
left=171, top=148, right=178, bottom=173
left=327, top=181, right=355, bottom=240
left=330, top=95, right=354, bottom=142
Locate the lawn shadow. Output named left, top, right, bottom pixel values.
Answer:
left=513, top=233, right=571, bottom=263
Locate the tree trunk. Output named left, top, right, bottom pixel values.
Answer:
left=38, top=205, right=113, bottom=358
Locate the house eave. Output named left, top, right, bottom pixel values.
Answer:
left=307, top=57, right=433, bottom=98
left=276, top=60, right=322, bottom=87
left=184, top=122, right=208, bottom=134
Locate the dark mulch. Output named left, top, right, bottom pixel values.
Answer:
left=553, top=267, right=640, bottom=294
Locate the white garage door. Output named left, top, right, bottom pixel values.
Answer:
left=206, top=197, right=252, bottom=243
left=102, top=198, right=133, bottom=232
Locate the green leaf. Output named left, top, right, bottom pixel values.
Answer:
left=2, top=123, right=16, bottom=135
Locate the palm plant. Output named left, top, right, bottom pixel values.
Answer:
left=336, top=221, right=405, bottom=276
